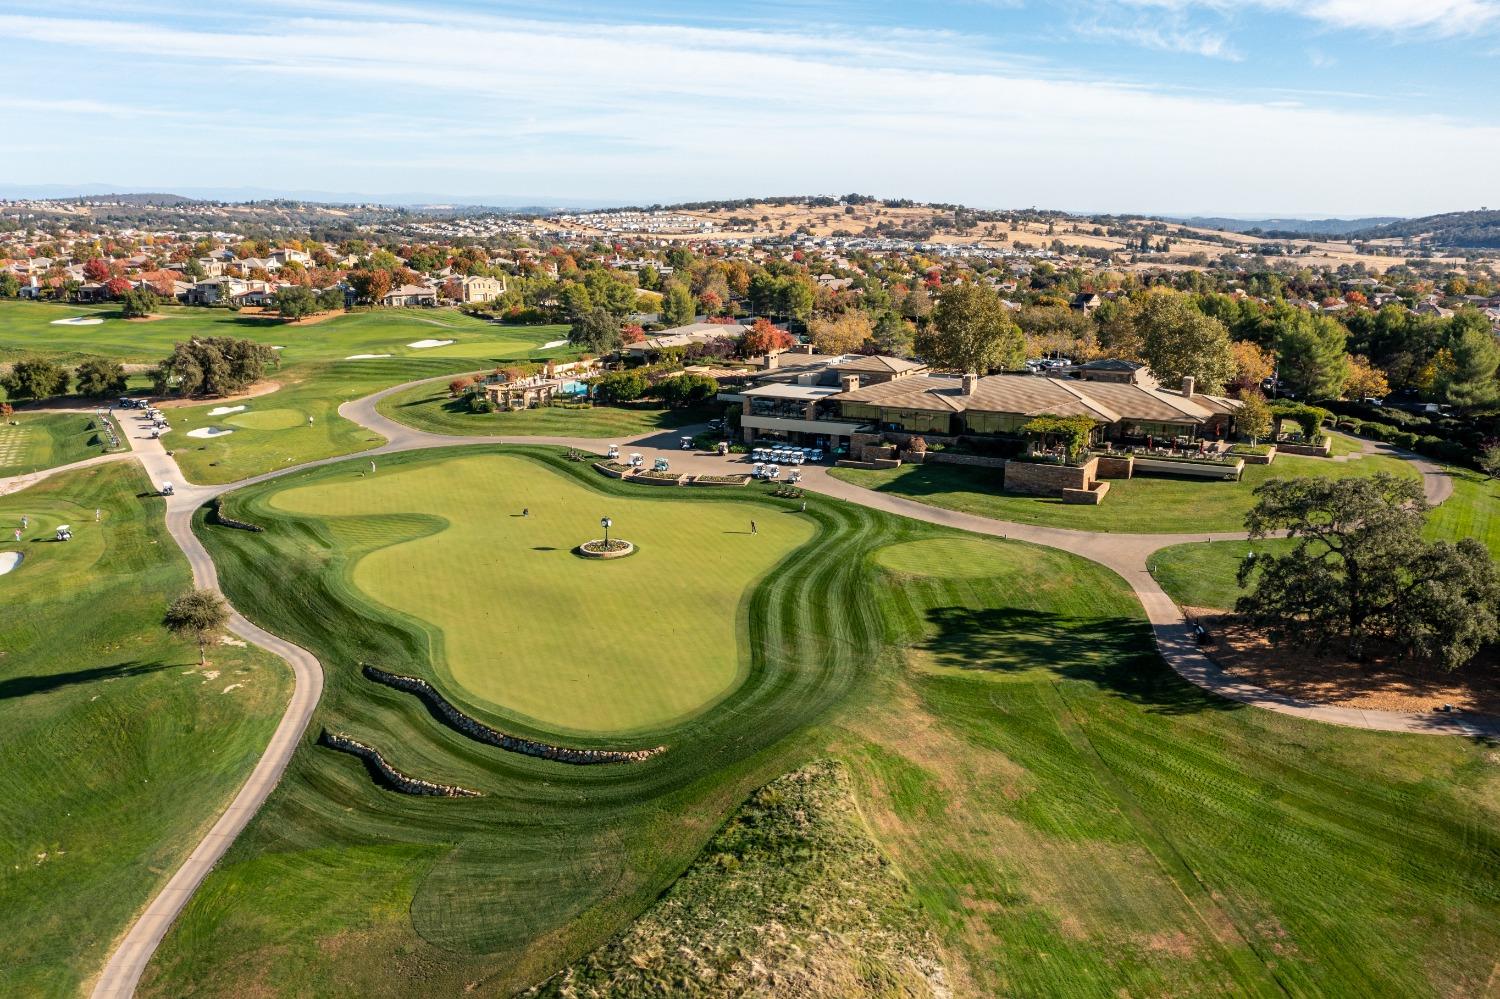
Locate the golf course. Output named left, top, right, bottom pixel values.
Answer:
left=114, top=445, right=1500, bottom=998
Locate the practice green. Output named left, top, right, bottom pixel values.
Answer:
left=267, top=453, right=812, bottom=733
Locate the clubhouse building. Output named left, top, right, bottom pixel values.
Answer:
left=723, top=350, right=1239, bottom=454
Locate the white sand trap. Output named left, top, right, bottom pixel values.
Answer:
left=272, top=345, right=285, bottom=351
left=406, top=339, right=456, bottom=349
left=541, top=339, right=568, bottom=349
left=186, top=426, right=234, bottom=439
left=0, top=551, right=22, bottom=575
left=208, top=405, right=247, bottom=416
left=345, top=353, right=393, bottom=360
left=51, top=317, right=104, bottom=326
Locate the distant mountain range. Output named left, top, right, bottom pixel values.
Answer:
left=1345, top=210, right=1500, bottom=249
left=1168, top=216, right=1402, bottom=237
left=0, top=183, right=615, bottom=212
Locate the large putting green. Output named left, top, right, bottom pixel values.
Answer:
left=267, top=453, right=812, bottom=733
left=0, top=412, right=120, bottom=477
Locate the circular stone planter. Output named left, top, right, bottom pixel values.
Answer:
left=574, top=538, right=636, bottom=560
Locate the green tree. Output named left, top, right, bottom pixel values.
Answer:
left=0, top=272, right=19, bottom=298
left=1132, top=293, right=1235, bottom=393
left=661, top=282, right=696, bottom=327
left=781, top=277, right=815, bottom=323
left=569, top=308, right=623, bottom=354
left=560, top=283, right=594, bottom=321
left=916, top=284, right=1025, bottom=373
left=655, top=372, right=719, bottom=409
left=73, top=356, right=128, bottom=397
left=870, top=310, right=914, bottom=357
left=1237, top=473, right=1500, bottom=666
left=1276, top=310, right=1349, bottom=400
left=1, top=356, right=70, bottom=400
left=163, top=589, right=231, bottom=666
left=153, top=337, right=276, bottom=398
left=273, top=285, right=318, bottom=320
left=315, top=287, right=345, bottom=312
left=120, top=287, right=160, bottom=319
left=592, top=369, right=649, bottom=404
left=1441, top=312, right=1500, bottom=411
left=1233, top=392, right=1272, bottom=443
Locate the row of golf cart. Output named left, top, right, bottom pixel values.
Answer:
left=752, top=463, right=801, bottom=482
left=750, top=445, right=821, bottom=466
left=604, top=445, right=671, bottom=473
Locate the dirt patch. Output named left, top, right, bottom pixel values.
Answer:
left=124, top=314, right=168, bottom=322
left=1188, top=607, right=1500, bottom=716
left=287, top=310, right=345, bottom=326
left=155, top=380, right=283, bottom=409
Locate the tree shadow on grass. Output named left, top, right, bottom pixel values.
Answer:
left=0, top=660, right=171, bottom=700
left=920, top=605, right=1241, bottom=717
left=871, top=464, right=1067, bottom=507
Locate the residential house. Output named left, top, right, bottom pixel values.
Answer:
left=623, top=322, right=748, bottom=360
left=459, top=274, right=507, bottom=303
left=383, top=284, right=439, bottom=307
left=1070, top=292, right=1101, bottom=315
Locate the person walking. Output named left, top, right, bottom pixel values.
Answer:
left=522, top=508, right=529, bottom=517
left=750, top=520, right=757, bottom=535
left=20, top=515, right=27, bottom=530
left=95, top=508, right=102, bottom=523
left=369, top=460, right=376, bottom=473
left=13, top=528, right=20, bottom=543
left=800, top=501, right=806, bottom=513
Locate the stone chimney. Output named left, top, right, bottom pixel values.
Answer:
left=763, top=351, right=779, bottom=370
left=1181, top=375, right=1195, bottom=398
left=840, top=374, right=861, bottom=393
left=962, top=372, right=980, bottom=395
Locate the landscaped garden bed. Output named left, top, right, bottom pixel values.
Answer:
left=1228, top=444, right=1276, bottom=464
left=632, top=469, right=685, bottom=485
left=575, top=538, right=637, bottom=559
left=1132, top=454, right=1245, bottom=480
left=593, top=460, right=636, bottom=479
left=687, top=473, right=750, bottom=487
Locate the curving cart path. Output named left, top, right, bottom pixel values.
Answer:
left=3, top=373, right=1464, bottom=998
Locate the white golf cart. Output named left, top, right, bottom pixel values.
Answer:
left=653, top=457, right=671, bottom=473
left=55, top=525, right=73, bottom=542
left=160, top=482, right=175, bottom=496
left=607, top=444, right=620, bottom=459
left=680, top=436, right=693, bottom=451
left=629, top=453, right=644, bottom=468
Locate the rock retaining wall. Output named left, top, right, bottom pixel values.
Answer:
left=1094, top=454, right=1134, bottom=479
left=209, top=497, right=265, bottom=533
left=320, top=730, right=482, bottom=797
left=363, top=665, right=664, bottom=764
left=925, top=452, right=1007, bottom=469
left=1002, top=457, right=1096, bottom=496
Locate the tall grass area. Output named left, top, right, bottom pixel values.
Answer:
left=0, top=462, right=288, bottom=998
left=138, top=449, right=1500, bottom=997
left=839, top=536, right=1500, bottom=996
left=0, top=411, right=122, bottom=476
left=829, top=452, right=1422, bottom=533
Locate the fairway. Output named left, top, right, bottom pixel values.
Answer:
left=0, top=413, right=120, bottom=477
left=376, top=379, right=713, bottom=438
left=267, top=452, right=813, bottom=732
left=0, top=462, right=287, bottom=998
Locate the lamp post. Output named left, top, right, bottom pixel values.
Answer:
left=601, top=516, right=612, bottom=548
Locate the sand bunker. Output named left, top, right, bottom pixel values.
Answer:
left=0, top=551, right=22, bottom=575
left=51, top=317, right=104, bottom=326
left=406, top=339, right=456, bottom=349
left=186, top=427, right=234, bottom=439
left=541, top=339, right=568, bottom=349
left=208, top=405, right=247, bottom=416
left=345, top=353, right=393, bottom=360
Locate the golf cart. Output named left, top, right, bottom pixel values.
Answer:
left=765, top=465, right=781, bottom=480
left=680, top=436, right=693, bottom=450
left=607, top=444, right=621, bottom=459
left=55, top=525, right=72, bottom=542
left=629, top=452, right=644, bottom=468
left=653, top=457, right=671, bottom=472
left=160, top=482, right=175, bottom=497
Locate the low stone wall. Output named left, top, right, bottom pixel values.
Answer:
left=1133, top=456, right=1245, bottom=481
left=632, top=472, right=685, bottom=486
left=363, top=665, right=664, bottom=765
left=1063, top=481, right=1110, bottom=505
left=687, top=475, right=750, bottom=487
left=1276, top=440, right=1330, bottom=457
left=1002, top=457, right=1096, bottom=497
left=1231, top=447, right=1276, bottom=465
left=592, top=462, right=634, bottom=479
left=925, top=452, right=1007, bottom=469
left=320, top=730, right=482, bottom=797
left=1094, top=454, right=1134, bottom=479
left=208, top=497, right=265, bottom=533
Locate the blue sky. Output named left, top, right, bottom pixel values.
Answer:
left=2, top=0, right=1497, bottom=215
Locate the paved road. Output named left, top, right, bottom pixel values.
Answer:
left=7, top=375, right=1463, bottom=998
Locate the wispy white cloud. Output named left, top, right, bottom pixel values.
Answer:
left=1117, top=0, right=1500, bottom=36
left=0, top=5, right=1496, bottom=213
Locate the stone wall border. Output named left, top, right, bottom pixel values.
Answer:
left=320, top=729, right=482, bottom=797
left=362, top=665, right=664, bottom=764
